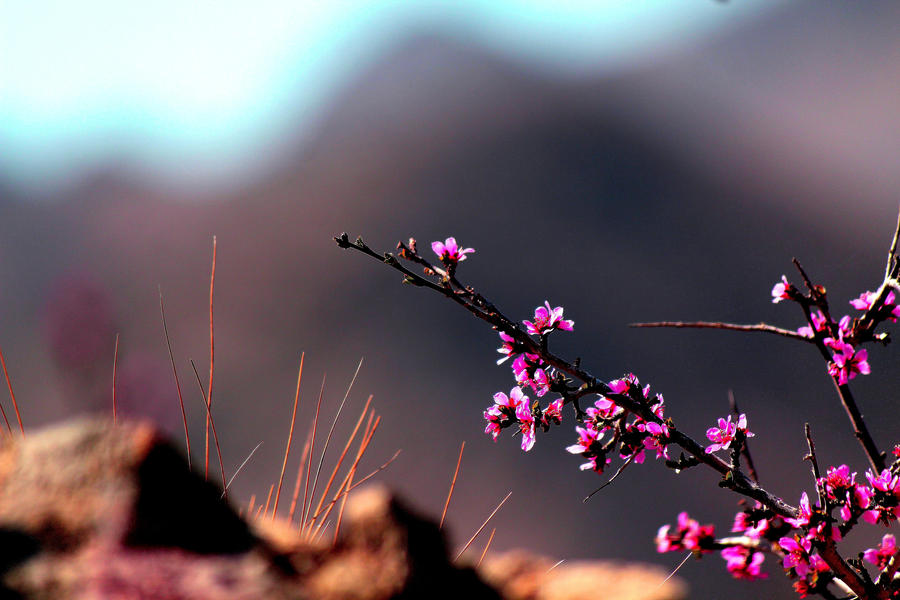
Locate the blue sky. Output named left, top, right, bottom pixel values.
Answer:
left=0, top=1, right=782, bottom=192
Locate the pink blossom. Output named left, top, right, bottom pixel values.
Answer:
left=786, top=492, right=813, bottom=528
left=863, top=534, right=897, bottom=569
left=721, top=546, right=767, bottom=581
left=512, top=353, right=551, bottom=396
left=541, top=398, right=564, bottom=427
left=791, top=555, right=830, bottom=598
left=655, top=512, right=715, bottom=554
left=523, top=301, right=574, bottom=336
left=515, top=403, right=536, bottom=452
left=771, top=275, right=791, bottom=303
left=586, top=396, right=623, bottom=422
left=779, top=535, right=813, bottom=578
left=851, top=290, right=878, bottom=311
left=566, top=426, right=608, bottom=472
left=797, top=310, right=827, bottom=339
left=827, top=342, right=870, bottom=385
left=732, top=508, right=769, bottom=539
left=642, top=432, right=670, bottom=461
left=705, top=413, right=754, bottom=454
left=851, top=290, right=900, bottom=321
left=866, top=469, right=900, bottom=494
left=607, top=373, right=639, bottom=395
left=496, top=332, right=517, bottom=365
left=431, top=237, right=474, bottom=264
left=820, top=464, right=854, bottom=498
left=483, top=387, right=528, bottom=440
left=531, top=368, right=550, bottom=397
left=861, top=469, right=900, bottom=524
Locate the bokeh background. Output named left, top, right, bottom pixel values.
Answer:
left=3, top=1, right=900, bottom=597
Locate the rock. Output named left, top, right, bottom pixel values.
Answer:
left=480, top=550, right=687, bottom=600
left=0, top=420, right=686, bottom=600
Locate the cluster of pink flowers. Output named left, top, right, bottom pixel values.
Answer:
left=482, top=300, right=576, bottom=452
left=423, top=237, right=900, bottom=597
left=863, top=534, right=897, bottom=569
left=705, top=413, right=753, bottom=454
left=775, top=276, right=873, bottom=385
left=655, top=512, right=716, bottom=554
left=850, top=290, right=900, bottom=321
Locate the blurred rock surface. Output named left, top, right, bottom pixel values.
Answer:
left=0, top=419, right=685, bottom=600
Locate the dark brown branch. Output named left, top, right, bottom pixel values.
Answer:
left=337, top=233, right=800, bottom=520
left=730, top=390, right=760, bottom=483
left=804, top=424, right=826, bottom=512
left=631, top=321, right=810, bottom=342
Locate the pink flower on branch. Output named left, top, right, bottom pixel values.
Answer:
left=779, top=535, right=814, bottom=578
left=566, top=425, right=609, bottom=473
left=515, top=403, right=536, bottom=452
left=721, top=546, right=767, bottom=581
left=523, top=301, right=574, bottom=336
left=863, top=534, right=897, bottom=569
left=655, top=512, right=716, bottom=554
left=827, top=342, right=870, bottom=385
left=705, top=413, right=754, bottom=454
left=797, top=310, right=827, bottom=339
left=483, top=387, right=528, bottom=441
left=496, top=331, right=517, bottom=365
left=431, top=237, right=474, bottom=264
left=771, top=275, right=792, bottom=304
left=851, top=289, right=900, bottom=321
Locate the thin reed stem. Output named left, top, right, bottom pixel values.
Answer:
left=0, top=344, right=24, bottom=435
left=273, top=353, right=304, bottom=519
left=112, top=334, right=119, bottom=424
left=440, top=442, right=465, bottom=529
left=206, top=235, right=217, bottom=480
left=159, top=288, right=191, bottom=468
left=190, top=359, right=227, bottom=498
left=476, top=528, right=495, bottom=568
left=302, top=374, right=326, bottom=528
left=455, top=492, right=512, bottom=562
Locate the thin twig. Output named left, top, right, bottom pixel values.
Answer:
left=221, top=441, right=263, bottom=498
left=263, top=483, right=274, bottom=518
left=334, top=465, right=354, bottom=545
left=0, top=346, right=15, bottom=435
left=309, top=446, right=401, bottom=539
left=804, top=424, right=825, bottom=511
left=273, top=353, right=304, bottom=519
left=190, top=359, right=227, bottom=498
left=309, top=412, right=379, bottom=534
left=288, top=437, right=312, bottom=524
left=160, top=288, right=191, bottom=468
left=0, top=345, right=23, bottom=436
left=584, top=454, right=634, bottom=502
left=656, top=552, right=692, bottom=591
left=546, top=559, right=565, bottom=574
left=112, top=334, right=119, bottom=425
left=206, top=235, right=217, bottom=480
left=885, top=205, right=900, bottom=280
left=307, top=359, right=363, bottom=525
left=311, top=395, right=373, bottom=524
left=729, top=390, right=759, bottom=483
left=302, top=374, right=327, bottom=529
left=631, top=321, right=809, bottom=342
left=440, top=442, right=465, bottom=529
left=455, top=492, right=512, bottom=562
left=476, top=528, right=496, bottom=568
